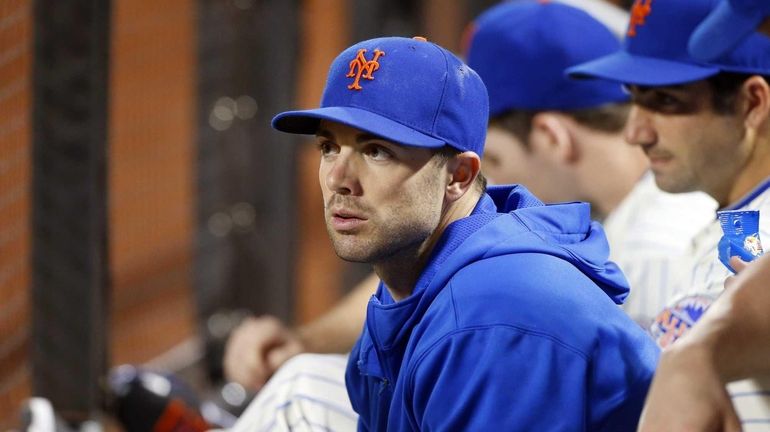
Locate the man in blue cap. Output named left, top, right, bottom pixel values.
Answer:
left=465, top=0, right=715, bottom=329
left=265, top=35, right=657, bottom=430
left=568, top=0, right=770, bottom=429
left=637, top=1, right=770, bottom=430
left=223, top=2, right=650, bottom=397
left=225, top=4, right=664, bottom=431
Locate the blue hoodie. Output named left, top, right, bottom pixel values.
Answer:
left=345, top=185, right=660, bottom=431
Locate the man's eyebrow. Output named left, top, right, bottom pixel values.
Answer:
left=315, top=129, right=333, bottom=139
left=356, top=133, right=387, bottom=144
left=315, top=129, right=388, bottom=144
left=632, top=84, right=688, bottom=93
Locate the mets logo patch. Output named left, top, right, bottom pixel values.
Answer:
left=649, top=293, right=716, bottom=349
left=627, top=0, right=653, bottom=37
left=346, top=48, right=385, bottom=90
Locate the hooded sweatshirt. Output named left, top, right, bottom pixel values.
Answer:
left=345, top=185, right=660, bottom=431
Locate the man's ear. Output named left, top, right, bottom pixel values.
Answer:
left=446, top=151, right=481, bottom=201
left=741, top=75, right=770, bottom=132
left=530, top=112, right=579, bottom=164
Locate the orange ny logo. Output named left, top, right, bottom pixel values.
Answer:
left=627, top=0, right=653, bottom=37
left=346, top=48, right=385, bottom=90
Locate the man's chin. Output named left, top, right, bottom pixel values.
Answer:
left=333, top=249, right=375, bottom=264
left=329, top=238, right=376, bottom=263
left=652, top=174, right=697, bottom=195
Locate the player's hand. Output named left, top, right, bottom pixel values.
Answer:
left=223, top=315, right=305, bottom=390
left=637, top=344, right=741, bottom=432
left=724, top=257, right=749, bottom=291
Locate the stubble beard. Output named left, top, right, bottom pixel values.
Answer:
left=326, top=211, right=435, bottom=265
left=324, top=189, right=443, bottom=265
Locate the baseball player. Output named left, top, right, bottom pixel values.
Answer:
left=227, top=3, right=668, bottom=430
left=238, top=33, right=657, bottom=430
left=266, top=34, right=658, bottom=431
left=465, top=0, right=716, bottom=329
left=637, top=1, right=770, bottom=430
left=568, top=0, right=770, bottom=429
left=221, top=3, right=643, bottom=399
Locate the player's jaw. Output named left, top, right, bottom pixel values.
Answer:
left=644, top=146, right=701, bottom=194
left=323, top=204, right=375, bottom=263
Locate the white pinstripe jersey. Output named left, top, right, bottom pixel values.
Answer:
left=603, top=172, right=716, bottom=328
left=228, top=354, right=356, bottom=432
left=650, top=176, right=770, bottom=431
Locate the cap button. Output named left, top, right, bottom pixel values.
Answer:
left=412, top=36, right=428, bottom=42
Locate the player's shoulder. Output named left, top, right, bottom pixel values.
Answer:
left=449, top=252, right=595, bottom=298
left=437, top=253, right=626, bottom=339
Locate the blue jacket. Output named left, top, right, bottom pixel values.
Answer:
left=345, top=185, right=660, bottom=431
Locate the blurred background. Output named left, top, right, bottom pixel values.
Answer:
left=0, top=0, right=631, bottom=428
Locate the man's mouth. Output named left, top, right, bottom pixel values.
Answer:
left=643, top=147, right=673, bottom=166
left=330, top=209, right=368, bottom=231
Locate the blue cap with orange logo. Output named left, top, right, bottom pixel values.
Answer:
left=566, top=0, right=770, bottom=86
left=465, top=0, right=627, bottom=116
left=690, top=0, right=770, bottom=61
left=272, top=37, right=489, bottom=156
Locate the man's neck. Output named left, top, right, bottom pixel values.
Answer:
left=723, top=134, right=770, bottom=208
left=375, top=190, right=482, bottom=300
left=588, top=147, right=647, bottom=219
left=570, top=124, right=647, bottom=220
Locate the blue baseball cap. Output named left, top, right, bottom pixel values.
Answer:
left=690, top=0, right=770, bottom=61
left=566, top=0, right=770, bottom=86
left=272, top=37, right=489, bottom=155
left=466, top=0, right=627, bottom=116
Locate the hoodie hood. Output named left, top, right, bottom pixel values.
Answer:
left=486, top=185, right=628, bottom=301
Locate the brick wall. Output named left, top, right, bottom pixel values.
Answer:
left=0, top=0, right=32, bottom=427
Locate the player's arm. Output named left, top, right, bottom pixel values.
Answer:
left=223, top=273, right=378, bottom=390
left=637, top=254, right=770, bottom=432
left=295, top=272, right=377, bottom=353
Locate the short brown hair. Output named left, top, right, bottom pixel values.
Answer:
left=707, top=72, right=770, bottom=114
left=489, top=102, right=630, bottom=148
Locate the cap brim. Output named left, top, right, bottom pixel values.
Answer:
left=689, top=1, right=763, bottom=62
left=272, top=106, right=446, bottom=149
left=566, top=51, right=720, bottom=86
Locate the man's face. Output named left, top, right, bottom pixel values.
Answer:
left=316, top=121, right=447, bottom=264
left=483, top=124, right=572, bottom=203
left=482, top=125, right=532, bottom=186
left=624, top=81, right=745, bottom=198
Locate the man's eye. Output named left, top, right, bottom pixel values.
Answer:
left=317, top=140, right=339, bottom=156
left=656, top=93, right=678, bottom=106
left=634, top=91, right=687, bottom=113
left=365, top=145, right=392, bottom=161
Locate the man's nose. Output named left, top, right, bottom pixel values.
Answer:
left=624, top=105, right=657, bottom=147
left=325, top=151, right=361, bottom=195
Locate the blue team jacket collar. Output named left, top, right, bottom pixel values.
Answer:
left=358, top=193, right=502, bottom=377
